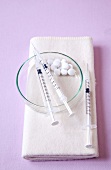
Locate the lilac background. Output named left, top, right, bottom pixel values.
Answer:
left=0, top=0, right=111, bottom=169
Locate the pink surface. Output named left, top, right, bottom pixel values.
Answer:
left=0, top=0, right=111, bottom=169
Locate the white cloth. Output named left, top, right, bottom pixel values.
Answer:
left=22, top=37, right=99, bottom=161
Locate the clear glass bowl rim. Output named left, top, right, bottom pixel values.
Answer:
left=16, top=51, right=83, bottom=108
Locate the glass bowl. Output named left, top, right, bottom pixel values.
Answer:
left=16, top=52, right=83, bottom=113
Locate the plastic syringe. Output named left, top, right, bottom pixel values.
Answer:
left=32, top=44, right=74, bottom=116
left=85, top=64, right=96, bottom=148
left=36, top=56, right=59, bottom=126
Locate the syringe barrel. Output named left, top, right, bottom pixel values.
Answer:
left=37, top=69, right=51, bottom=102
left=42, top=63, right=59, bottom=90
left=56, top=89, right=67, bottom=102
left=37, top=68, right=55, bottom=114
left=40, top=63, right=67, bottom=102
left=85, top=79, right=91, bottom=115
left=37, top=68, right=59, bottom=125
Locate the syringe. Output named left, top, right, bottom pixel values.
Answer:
left=36, top=56, right=59, bottom=126
left=32, top=44, right=74, bottom=116
left=85, top=64, right=96, bottom=148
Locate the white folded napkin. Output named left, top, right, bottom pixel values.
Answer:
left=22, top=37, right=99, bottom=161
